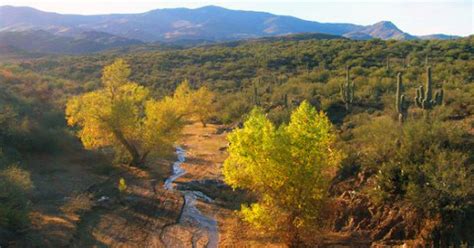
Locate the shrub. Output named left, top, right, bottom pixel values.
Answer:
left=352, top=116, right=399, bottom=170
left=0, top=164, right=33, bottom=233
left=357, top=117, right=473, bottom=244
left=224, top=102, right=342, bottom=245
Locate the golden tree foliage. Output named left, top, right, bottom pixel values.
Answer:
left=192, top=86, right=215, bottom=127
left=170, top=80, right=215, bottom=126
left=223, top=101, right=342, bottom=244
left=142, top=97, right=187, bottom=156
left=66, top=59, right=211, bottom=167
left=172, top=80, right=194, bottom=117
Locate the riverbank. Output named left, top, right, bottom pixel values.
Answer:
left=173, top=123, right=284, bottom=247
left=161, top=145, right=218, bottom=247
left=15, top=122, right=284, bottom=247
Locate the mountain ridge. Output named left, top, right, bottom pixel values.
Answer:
left=0, top=29, right=143, bottom=54
left=0, top=5, right=463, bottom=54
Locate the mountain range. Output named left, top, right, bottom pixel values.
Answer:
left=0, top=5, right=462, bottom=54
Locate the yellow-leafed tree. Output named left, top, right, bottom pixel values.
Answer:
left=66, top=59, right=201, bottom=167
left=192, top=86, right=215, bottom=127
left=223, top=101, right=342, bottom=245
left=172, top=81, right=216, bottom=127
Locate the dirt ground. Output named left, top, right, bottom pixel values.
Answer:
left=10, top=122, right=397, bottom=248
left=176, top=123, right=284, bottom=247
left=12, top=139, right=183, bottom=247
left=12, top=123, right=284, bottom=248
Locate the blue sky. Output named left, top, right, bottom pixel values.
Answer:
left=1, top=0, right=472, bottom=36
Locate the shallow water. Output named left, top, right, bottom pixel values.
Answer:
left=163, top=146, right=219, bottom=247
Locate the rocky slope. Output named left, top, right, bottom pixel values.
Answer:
left=0, top=5, right=459, bottom=45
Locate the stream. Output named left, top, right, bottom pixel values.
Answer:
left=163, top=146, right=219, bottom=248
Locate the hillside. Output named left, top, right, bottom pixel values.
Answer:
left=0, top=29, right=143, bottom=54
left=0, top=34, right=472, bottom=247
left=0, top=5, right=460, bottom=45
left=0, top=43, right=41, bottom=60
left=344, top=21, right=416, bottom=40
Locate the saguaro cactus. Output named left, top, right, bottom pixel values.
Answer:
left=253, top=82, right=259, bottom=106
left=395, top=72, right=409, bottom=123
left=340, top=66, right=355, bottom=111
left=414, top=67, right=443, bottom=110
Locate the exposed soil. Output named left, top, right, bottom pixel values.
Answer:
left=8, top=122, right=425, bottom=247
left=11, top=123, right=281, bottom=247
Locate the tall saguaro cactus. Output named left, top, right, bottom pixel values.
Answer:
left=340, top=66, right=355, bottom=111
left=253, top=82, right=259, bottom=106
left=395, top=72, right=409, bottom=123
left=283, top=93, right=288, bottom=108
left=414, top=67, right=443, bottom=110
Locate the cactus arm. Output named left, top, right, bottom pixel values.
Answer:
left=340, top=83, right=345, bottom=102
left=425, top=67, right=433, bottom=102
left=414, top=67, right=443, bottom=111
left=395, top=72, right=409, bottom=123
left=350, top=82, right=354, bottom=103
left=419, top=86, right=425, bottom=102
left=396, top=73, right=402, bottom=112
left=340, top=66, right=355, bottom=110
left=422, top=99, right=428, bottom=110
left=400, top=95, right=407, bottom=110
left=415, top=90, right=419, bottom=107
left=438, top=89, right=444, bottom=105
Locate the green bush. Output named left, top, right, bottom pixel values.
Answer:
left=215, top=93, right=251, bottom=123
left=355, top=117, right=473, bottom=243
left=0, top=164, right=33, bottom=233
left=352, top=116, right=399, bottom=170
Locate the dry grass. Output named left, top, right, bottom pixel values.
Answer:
left=177, top=122, right=228, bottom=182
left=60, top=193, right=93, bottom=218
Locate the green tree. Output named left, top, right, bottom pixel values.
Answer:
left=223, top=101, right=342, bottom=246
left=192, top=86, right=216, bottom=127
left=171, top=81, right=216, bottom=126
left=66, top=59, right=194, bottom=167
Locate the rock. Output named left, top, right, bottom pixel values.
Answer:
left=97, top=195, right=110, bottom=202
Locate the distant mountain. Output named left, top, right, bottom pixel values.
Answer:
left=0, top=29, right=143, bottom=54
left=0, top=5, right=361, bottom=42
left=0, top=43, right=28, bottom=58
left=419, top=34, right=461, bottom=40
left=344, top=21, right=416, bottom=40
left=0, top=5, right=462, bottom=53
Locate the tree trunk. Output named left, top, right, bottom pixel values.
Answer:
left=139, top=151, right=151, bottom=166
left=111, top=129, right=143, bottom=167
left=287, top=213, right=303, bottom=248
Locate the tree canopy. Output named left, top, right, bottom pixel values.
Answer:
left=223, top=101, right=342, bottom=244
left=66, top=59, right=212, bottom=166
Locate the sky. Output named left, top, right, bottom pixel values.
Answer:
left=1, top=0, right=472, bottom=36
